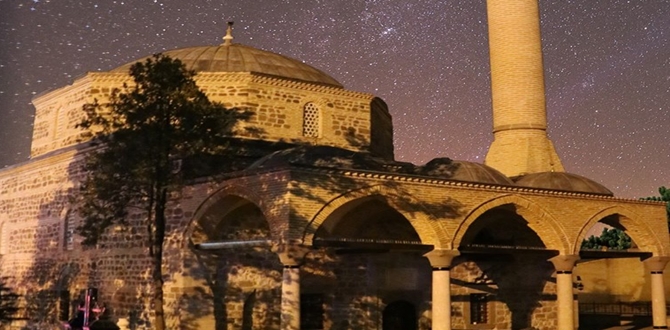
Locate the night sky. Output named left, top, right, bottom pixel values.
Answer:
left=0, top=0, right=668, bottom=198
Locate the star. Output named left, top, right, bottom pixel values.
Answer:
left=0, top=0, right=668, bottom=198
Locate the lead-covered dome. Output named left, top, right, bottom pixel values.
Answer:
left=514, top=172, right=613, bottom=196
left=111, top=42, right=343, bottom=88
left=415, top=158, right=514, bottom=186
left=247, top=146, right=387, bottom=171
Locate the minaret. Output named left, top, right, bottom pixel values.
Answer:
left=484, top=0, right=564, bottom=177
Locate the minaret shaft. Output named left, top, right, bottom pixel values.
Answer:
left=484, top=0, right=564, bottom=176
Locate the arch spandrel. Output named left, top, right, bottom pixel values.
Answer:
left=574, top=206, right=669, bottom=256
left=185, top=183, right=272, bottom=247
left=452, top=194, right=570, bottom=253
left=302, top=184, right=450, bottom=248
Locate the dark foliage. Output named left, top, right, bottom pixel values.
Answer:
left=581, top=227, right=632, bottom=250
left=75, top=54, right=246, bottom=330
left=76, top=54, right=245, bottom=246
left=0, top=277, right=19, bottom=324
left=641, top=186, right=670, bottom=229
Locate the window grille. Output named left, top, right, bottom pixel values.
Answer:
left=64, top=212, right=75, bottom=251
left=301, top=293, right=324, bottom=330
left=470, top=293, right=488, bottom=324
left=303, top=103, right=321, bottom=138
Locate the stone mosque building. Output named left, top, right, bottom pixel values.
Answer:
left=1, top=0, right=669, bottom=329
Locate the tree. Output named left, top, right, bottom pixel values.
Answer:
left=642, top=186, right=670, bottom=228
left=581, top=227, right=632, bottom=250
left=76, top=54, right=244, bottom=330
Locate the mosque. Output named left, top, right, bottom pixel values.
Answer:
left=0, top=0, right=668, bottom=330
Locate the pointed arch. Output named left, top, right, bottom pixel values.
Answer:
left=452, top=194, right=569, bottom=253
left=302, top=184, right=447, bottom=247
left=574, top=206, right=667, bottom=255
left=184, top=182, right=270, bottom=247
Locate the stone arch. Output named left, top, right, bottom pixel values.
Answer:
left=452, top=194, right=569, bottom=253
left=573, top=206, right=666, bottom=255
left=302, top=184, right=445, bottom=247
left=185, top=182, right=271, bottom=247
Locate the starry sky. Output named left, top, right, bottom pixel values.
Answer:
left=0, top=0, right=668, bottom=199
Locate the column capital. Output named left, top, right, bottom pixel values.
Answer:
left=643, top=256, right=670, bottom=272
left=424, top=249, right=460, bottom=269
left=272, top=243, right=310, bottom=267
left=549, top=254, right=580, bottom=272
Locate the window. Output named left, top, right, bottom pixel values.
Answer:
left=302, top=102, right=321, bottom=138
left=0, top=222, right=8, bottom=255
left=470, top=294, right=488, bottom=324
left=63, top=211, right=75, bottom=251
left=301, top=293, right=324, bottom=330
left=58, top=290, right=70, bottom=321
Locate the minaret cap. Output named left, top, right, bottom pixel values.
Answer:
left=222, top=21, right=234, bottom=46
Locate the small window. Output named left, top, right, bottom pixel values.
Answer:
left=0, top=222, right=7, bottom=255
left=303, top=103, right=321, bottom=138
left=63, top=211, right=75, bottom=251
left=301, top=293, right=324, bottom=330
left=58, top=290, right=70, bottom=321
left=470, top=294, right=488, bottom=324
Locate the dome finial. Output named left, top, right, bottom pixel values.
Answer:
left=222, top=21, right=234, bottom=46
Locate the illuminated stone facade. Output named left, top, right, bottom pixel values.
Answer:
left=1, top=128, right=668, bottom=330
left=1, top=3, right=669, bottom=330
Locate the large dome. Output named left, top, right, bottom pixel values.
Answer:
left=110, top=43, right=343, bottom=88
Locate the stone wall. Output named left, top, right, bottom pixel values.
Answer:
left=576, top=258, right=670, bottom=304
left=369, top=97, right=394, bottom=159
left=31, top=74, right=129, bottom=158
left=197, top=73, right=386, bottom=156
left=30, top=71, right=392, bottom=160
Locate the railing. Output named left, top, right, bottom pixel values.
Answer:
left=314, top=237, right=424, bottom=245
left=579, top=302, right=653, bottom=316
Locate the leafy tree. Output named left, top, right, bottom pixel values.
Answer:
left=581, top=227, right=632, bottom=250
left=0, top=277, right=19, bottom=324
left=76, top=54, right=245, bottom=330
left=641, top=186, right=670, bottom=227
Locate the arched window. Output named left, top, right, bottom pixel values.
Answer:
left=63, top=211, right=75, bottom=251
left=303, top=102, right=321, bottom=138
left=0, top=222, right=8, bottom=255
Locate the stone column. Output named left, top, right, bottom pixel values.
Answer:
left=274, top=244, right=310, bottom=330
left=549, top=255, right=580, bottom=330
left=644, top=256, right=670, bottom=329
left=424, top=249, right=460, bottom=330
left=116, top=318, right=130, bottom=330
